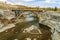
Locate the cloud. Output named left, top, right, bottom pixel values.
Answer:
left=0, top=0, right=60, bottom=8
left=21, top=0, right=34, bottom=2
left=6, top=0, right=36, bottom=4
left=40, top=0, right=60, bottom=3
left=7, top=0, right=45, bottom=3
left=0, top=0, right=7, bottom=2
left=45, top=0, right=51, bottom=3
left=6, top=0, right=41, bottom=5
left=7, top=0, right=35, bottom=3
left=45, top=0, right=56, bottom=3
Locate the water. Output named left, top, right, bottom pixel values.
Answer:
left=25, top=17, right=34, bottom=22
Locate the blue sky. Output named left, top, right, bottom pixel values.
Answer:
left=0, top=0, right=60, bottom=8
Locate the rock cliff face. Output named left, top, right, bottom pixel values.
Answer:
left=39, top=11, right=60, bottom=40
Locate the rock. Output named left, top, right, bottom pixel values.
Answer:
left=3, top=10, right=15, bottom=20
left=39, top=11, right=60, bottom=40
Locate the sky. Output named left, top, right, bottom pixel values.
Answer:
left=0, top=0, right=60, bottom=8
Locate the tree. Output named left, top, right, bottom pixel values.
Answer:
left=54, top=6, right=57, bottom=11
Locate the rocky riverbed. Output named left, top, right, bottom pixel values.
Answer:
left=0, top=9, right=59, bottom=40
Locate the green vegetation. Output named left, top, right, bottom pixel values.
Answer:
left=54, top=7, right=57, bottom=11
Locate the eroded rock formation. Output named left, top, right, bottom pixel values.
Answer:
left=39, top=11, right=60, bottom=40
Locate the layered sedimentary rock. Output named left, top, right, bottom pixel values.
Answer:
left=0, top=9, right=15, bottom=20
left=39, top=11, right=60, bottom=40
